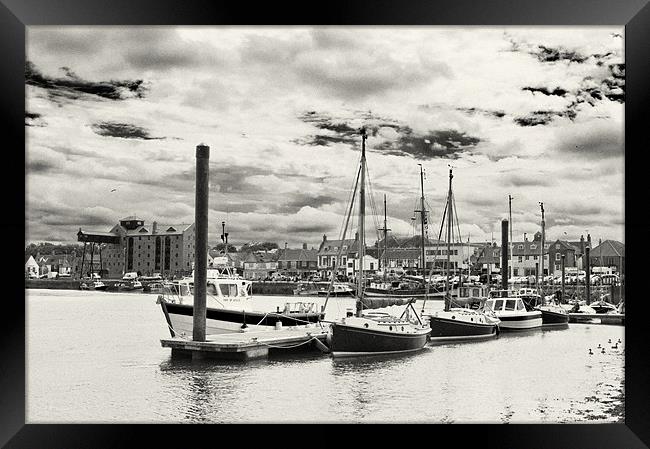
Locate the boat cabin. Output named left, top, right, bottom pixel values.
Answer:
left=484, top=297, right=527, bottom=313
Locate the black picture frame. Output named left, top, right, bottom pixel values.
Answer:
left=4, top=0, right=649, bottom=447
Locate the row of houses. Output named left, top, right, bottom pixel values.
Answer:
left=471, top=232, right=625, bottom=277
left=25, top=215, right=625, bottom=281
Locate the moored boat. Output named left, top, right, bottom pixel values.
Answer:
left=327, top=129, right=431, bottom=356
left=485, top=290, right=542, bottom=331
left=516, top=288, right=569, bottom=327
left=158, top=263, right=324, bottom=336
left=424, top=167, right=499, bottom=342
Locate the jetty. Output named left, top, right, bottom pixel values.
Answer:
left=160, top=325, right=330, bottom=360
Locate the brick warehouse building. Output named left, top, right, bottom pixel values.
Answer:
left=77, top=216, right=195, bottom=278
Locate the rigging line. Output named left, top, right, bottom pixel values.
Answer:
left=323, top=162, right=362, bottom=312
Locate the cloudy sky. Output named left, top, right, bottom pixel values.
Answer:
left=25, top=26, right=624, bottom=248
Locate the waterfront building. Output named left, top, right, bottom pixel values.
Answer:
left=242, top=252, right=278, bottom=280
left=37, top=254, right=74, bottom=277
left=276, top=244, right=318, bottom=279
left=547, top=239, right=580, bottom=274
left=77, top=216, right=195, bottom=279
left=375, top=235, right=473, bottom=274
left=588, top=239, right=625, bottom=275
left=509, top=232, right=550, bottom=277
left=25, top=255, right=39, bottom=277
left=317, top=235, right=358, bottom=279
left=471, top=243, right=502, bottom=273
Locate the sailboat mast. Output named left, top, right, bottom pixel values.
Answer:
left=419, top=164, right=427, bottom=296
left=539, top=203, right=546, bottom=294
left=444, top=168, right=453, bottom=312
left=356, top=128, right=367, bottom=317
left=383, top=194, right=388, bottom=283
left=508, top=194, right=513, bottom=281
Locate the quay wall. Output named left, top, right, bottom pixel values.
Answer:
left=24, top=279, right=299, bottom=295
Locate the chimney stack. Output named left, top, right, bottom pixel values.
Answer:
left=323, top=234, right=327, bottom=242
left=587, top=233, right=591, bottom=248
left=302, top=243, right=307, bottom=250
left=153, top=221, right=158, bottom=234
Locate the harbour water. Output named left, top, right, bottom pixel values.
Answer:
left=26, top=289, right=624, bottom=423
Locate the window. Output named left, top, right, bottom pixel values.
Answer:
left=556, top=253, right=561, bottom=261
left=505, top=300, right=516, bottom=311
left=494, top=300, right=504, bottom=311
left=518, top=244, right=524, bottom=249
left=530, top=244, right=537, bottom=249
left=525, top=255, right=529, bottom=261
left=518, top=256, right=523, bottom=263
left=516, top=301, right=525, bottom=311
left=556, top=244, right=561, bottom=249
left=219, top=283, right=238, bottom=297
left=533, top=255, right=538, bottom=260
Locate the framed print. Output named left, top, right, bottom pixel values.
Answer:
left=4, top=0, right=649, bottom=447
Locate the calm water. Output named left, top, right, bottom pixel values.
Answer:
left=26, top=289, right=624, bottom=423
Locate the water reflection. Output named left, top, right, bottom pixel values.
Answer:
left=27, top=291, right=625, bottom=423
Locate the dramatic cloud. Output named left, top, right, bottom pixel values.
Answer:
left=26, top=61, right=147, bottom=101
left=25, top=27, right=625, bottom=246
left=90, top=122, right=165, bottom=140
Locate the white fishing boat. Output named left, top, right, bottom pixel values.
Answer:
left=484, top=290, right=542, bottom=331
left=158, top=259, right=323, bottom=336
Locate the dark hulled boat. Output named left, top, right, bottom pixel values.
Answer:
left=327, top=129, right=431, bottom=357
left=423, top=168, right=499, bottom=342
left=516, top=289, right=569, bottom=326
left=329, top=310, right=431, bottom=356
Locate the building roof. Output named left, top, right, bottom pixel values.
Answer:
left=380, top=248, right=422, bottom=260
left=590, top=240, right=625, bottom=258
left=125, top=223, right=193, bottom=235
left=395, top=235, right=443, bottom=249
left=318, top=238, right=358, bottom=255
left=278, top=248, right=318, bottom=262
left=510, top=241, right=549, bottom=256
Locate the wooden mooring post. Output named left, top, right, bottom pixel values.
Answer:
left=192, top=144, right=210, bottom=359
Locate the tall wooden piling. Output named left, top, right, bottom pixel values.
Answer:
left=562, top=254, right=566, bottom=302
left=585, top=246, right=591, bottom=305
left=501, top=219, right=508, bottom=293
left=193, top=144, right=210, bottom=343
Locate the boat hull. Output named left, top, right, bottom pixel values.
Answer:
left=497, top=312, right=543, bottom=331
left=537, top=308, right=569, bottom=326
left=160, top=301, right=323, bottom=337
left=316, top=291, right=354, bottom=297
left=329, top=322, right=430, bottom=356
left=428, top=315, right=498, bottom=341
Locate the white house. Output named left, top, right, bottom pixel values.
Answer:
left=25, top=255, right=39, bottom=277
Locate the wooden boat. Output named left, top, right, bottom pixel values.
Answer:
left=425, top=168, right=499, bottom=341
left=327, top=129, right=430, bottom=356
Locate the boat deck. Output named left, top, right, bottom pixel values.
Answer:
left=160, top=324, right=330, bottom=360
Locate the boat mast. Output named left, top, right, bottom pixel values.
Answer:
left=508, top=195, right=513, bottom=281
left=418, top=164, right=427, bottom=299
left=356, top=128, right=367, bottom=318
left=539, top=202, right=545, bottom=299
left=381, top=194, right=389, bottom=283
left=444, top=167, right=453, bottom=312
